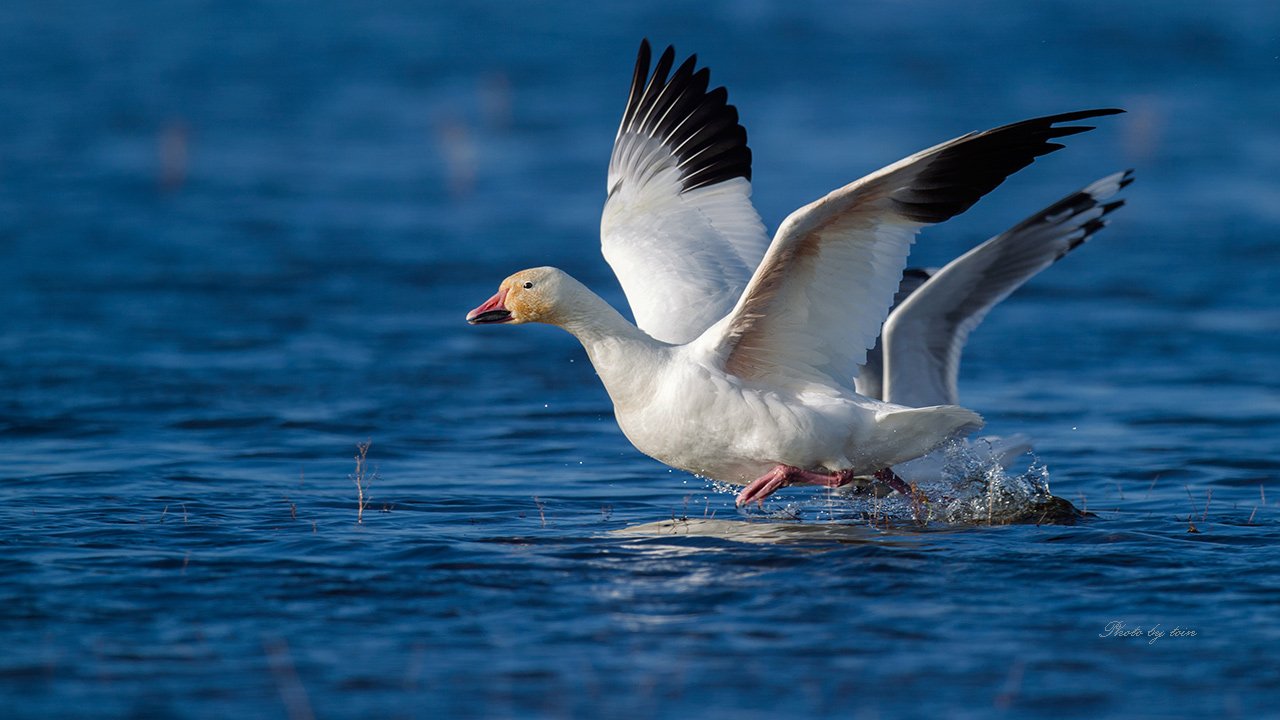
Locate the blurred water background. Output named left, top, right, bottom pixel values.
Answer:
left=3, top=0, right=1280, bottom=717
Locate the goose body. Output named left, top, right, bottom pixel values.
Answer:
left=471, top=266, right=983, bottom=499
left=468, top=40, right=1121, bottom=505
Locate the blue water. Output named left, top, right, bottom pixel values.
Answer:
left=4, top=1, right=1280, bottom=717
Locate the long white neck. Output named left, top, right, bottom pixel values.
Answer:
left=553, top=277, right=670, bottom=411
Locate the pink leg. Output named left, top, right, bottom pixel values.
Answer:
left=735, top=465, right=793, bottom=507
left=874, top=468, right=913, bottom=495
left=736, top=465, right=914, bottom=507
left=735, top=465, right=862, bottom=507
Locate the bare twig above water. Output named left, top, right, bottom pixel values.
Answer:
left=533, top=496, right=547, bottom=528
left=351, top=440, right=376, bottom=524
left=1144, top=473, right=1160, bottom=501
left=1184, top=483, right=1210, bottom=533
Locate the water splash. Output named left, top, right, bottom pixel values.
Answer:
left=928, top=440, right=1055, bottom=524
left=720, top=440, right=1086, bottom=526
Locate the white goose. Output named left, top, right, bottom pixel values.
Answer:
left=467, top=40, right=1121, bottom=506
left=856, top=170, right=1133, bottom=480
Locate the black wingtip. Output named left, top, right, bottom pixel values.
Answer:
left=892, top=110, right=1126, bottom=225
left=1101, top=198, right=1127, bottom=212
left=616, top=40, right=752, bottom=190
left=620, top=40, right=653, bottom=136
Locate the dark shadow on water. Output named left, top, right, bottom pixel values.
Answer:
left=614, top=494, right=1090, bottom=545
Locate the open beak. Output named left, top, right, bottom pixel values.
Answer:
left=466, top=288, right=513, bottom=325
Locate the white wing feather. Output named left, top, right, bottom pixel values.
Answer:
left=601, top=42, right=769, bottom=345
left=882, top=170, right=1132, bottom=407
left=709, top=110, right=1124, bottom=392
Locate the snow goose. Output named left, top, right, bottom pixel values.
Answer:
left=855, top=171, right=1132, bottom=480
left=467, top=40, right=1121, bottom=506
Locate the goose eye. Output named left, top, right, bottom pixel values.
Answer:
left=522, top=281, right=534, bottom=289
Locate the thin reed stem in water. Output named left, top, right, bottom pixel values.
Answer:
left=351, top=440, right=374, bottom=524
left=533, top=496, right=546, bottom=528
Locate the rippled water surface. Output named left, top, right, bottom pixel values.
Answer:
left=4, top=1, right=1280, bottom=717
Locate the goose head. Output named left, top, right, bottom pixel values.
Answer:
left=466, top=267, right=577, bottom=327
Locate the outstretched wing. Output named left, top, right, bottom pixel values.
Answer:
left=708, top=110, right=1123, bottom=392
left=601, top=40, right=771, bottom=345
left=879, top=170, right=1133, bottom=407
